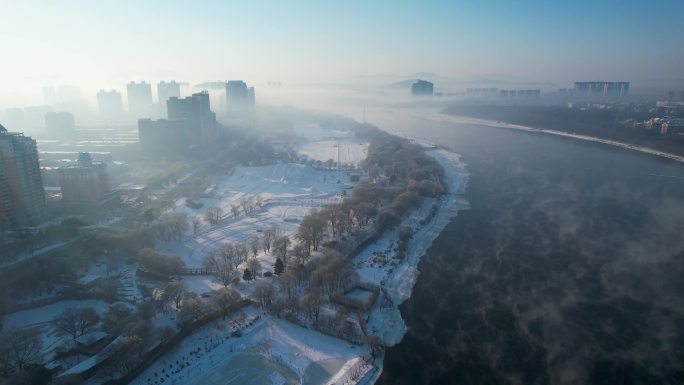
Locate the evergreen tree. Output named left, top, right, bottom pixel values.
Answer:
left=243, top=268, right=253, bottom=281
left=274, top=258, right=285, bottom=275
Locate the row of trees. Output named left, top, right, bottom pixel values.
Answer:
left=136, top=248, right=184, bottom=276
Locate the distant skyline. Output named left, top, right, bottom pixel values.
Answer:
left=1, top=0, right=683, bottom=105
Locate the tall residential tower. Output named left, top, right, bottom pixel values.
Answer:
left=0, top=124, right=46, bottom=230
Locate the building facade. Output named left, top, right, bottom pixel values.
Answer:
left=138, top=91, right=217, bottom=156
left=44, top=111, right=75, bottom=135
left=574, top=82, right=629, bottom=99
left=59, top=152, right=110, bottom=210
left=126, top=81, right=153, bottom=118
left=0, top=124, right=46, bottom=230
left=97, top=90, right=124, bottom=120
left=225, top=80, right=255, bottom=113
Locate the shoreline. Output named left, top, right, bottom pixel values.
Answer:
left=363, top=145, right=470, bottom=383
left=436, top=112, right=684, bottom=164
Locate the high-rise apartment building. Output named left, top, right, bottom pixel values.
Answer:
left=0, top=124, right=46, bottom=230
left=225, top=80, right=255, bottom=113
left=138, top=91, right=217, bottom=156
left=126, top=81, right=153, bottom=118
left=157, top=81, right=181, bottom=105
left=97, top=89, right=124, bottom=120
left=167, top=91, right=217, bottom=145
left=573, top=81, right=629, bottom=99
left=44, top=112, right=75, bottom=135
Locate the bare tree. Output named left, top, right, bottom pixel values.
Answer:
left=272, top=236, right=291, bottom=260
left=203, top=248, right=235, bottom=287
left=111, top=336, right=144, bottom=375
left=321, top=205, right=341, bottom=238
left=235, top=242, right=250, bottom=265
left=162, top=280, right=186, bottom=309
left=296, top=210, right=326, bottom=253
left=279, top=270, right=297, bottom=301
left=0, top=329, right=43, bottom=373
left=212, top=287, right=241, bottom=319
left=53, top=307, right=101, bottom=341
left=310, top=250, right=356, bottom=299
left=291, top=243, right=308, bottom=265
left=191, top=216, right=202, bottom=234
left=253, top=281, right=275, bottom=308
left=157, top=213, right=189, bottom=241
left=248, top=237, right=260, bottom=258
left=255, top=195, right=264, bottom=208
left=247, top=258, right=261, bottom=279
left=205, top=206, right=222, bottom=225
left=179, top=295, right=208, bottom=326
left=239, top=196, right=255, bottom=215
left=299, top=290, right=322, bottom=321
left=262, top=227, right=279, bottom=252
left=230, top=204, right=240, bottom=218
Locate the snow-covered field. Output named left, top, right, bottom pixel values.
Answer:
left=155, top=145, right=470, bottom=385
left=159, top=163, right=357, bottom=268
left=130, top=308, right=369, bottom=385
left=297, top=140, right=368, bottom=165
left=2, top=300, right=111, bottom=354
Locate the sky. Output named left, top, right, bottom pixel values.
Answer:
left=0, top=0, right=682, bottom=103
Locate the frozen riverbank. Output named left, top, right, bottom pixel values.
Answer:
left=439, top=112, right=684, bottom=165
left=351, top=144, right=469, bottom=383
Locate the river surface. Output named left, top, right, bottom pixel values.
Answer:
left=373, top=111, right=684, bottom=385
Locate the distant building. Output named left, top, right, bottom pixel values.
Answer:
left=225, top=80, right=255, bottom=113
left=660, top=118, right=684, bottom=136
left=45, top=112, right=75, bottom=135
left=158, top=81, right=181, bottom=104
left=498, top=89, right=541, bottom=100
left=138, top=91, right=217, bottom=155
left=0, top=124, right=46, bottom=230
left=126, top=81, right=153, bottom=118
left=58, top=152, right=112, bottom=211
left=138, top=118, right=190, bottom=155
left=411, top=80, right=434, bottom=96
left=157, top=81, right=181, bottom=115
left=97, top=90, right=124, bottom=120
left=466, top=88, right=498, bottom=98
left=573, top=81, right=629, bottom=99
left=167, top=91, right=217, bottom=145
left=42, top=86, right=57, bottom=105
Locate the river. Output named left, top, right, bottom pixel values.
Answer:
left=370, top=110, right=684, bottom=385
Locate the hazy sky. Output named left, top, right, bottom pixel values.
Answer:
left=1, top=0, right=683, bottom=97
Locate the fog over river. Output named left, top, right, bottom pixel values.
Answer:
left=370, top=110, right=684, bottom=385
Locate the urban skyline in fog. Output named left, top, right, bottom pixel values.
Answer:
left=2, top=0, right=683, bottom=104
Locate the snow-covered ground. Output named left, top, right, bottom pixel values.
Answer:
left=159, top=163, right=357, bottom=268
left=130, top=308, right=370, bottom=385
left=153, top=145, right=470, bottom=385
left=297, top=139, right=368, bottom=165
left=2, top=300, right=111, bottom=355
